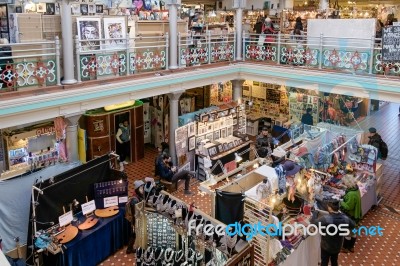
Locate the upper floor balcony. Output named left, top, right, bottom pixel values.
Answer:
left=0, top=32, right=398, bottom=97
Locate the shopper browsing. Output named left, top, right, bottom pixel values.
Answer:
left=116, top=120, right=130, bottom=171
left=340, top=175, right=362, bottom=253
left=310, top=200, right=356, bottom=266
left=157, top=154, right=195, bottom=195
left=301, top=108, right=314, bottom=126
left=367, top=127, right=388, bottom=160
left=256, top=126, right=273, bottom=157
left=125, top=180, right=145, bottom=254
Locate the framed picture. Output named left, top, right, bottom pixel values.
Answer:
left=196, top=135, right=205, bottom=146
left=227, top=126, right=233, bottom=136
left=80, top=4, right=88, bottom=15
left=55, top=3, right=60, bottom=15
left=36, top=3, right=46, bottom=13
left=46, top=3, right=55, bottom=15
left=206, top=133, right=213, bottom=141
left=223, top=143, right=229, bottom=151
left=214, top=130, right=220, bottom=140
left=103, top=17, right=127, bottom=50
left=206, top=123, right=214, bottom=133
left=220, top=128, right=227, bottom=138
left=77, top=17, right=102, bottom=52
left=71, top=4, right=80, bottom=15
left=188, top=122, right=196, bottom=137
left=15, top=6, right=22, bottom=13
left=217, top=144, right=224, bottom=153
left=188, top=136, right=196, bottom=151
left=95, top=5, right=103, bottom=14
left=88, top=4, right=95, bottom=14
left=208, top=146, right=218, bottom=157
left=228, top=142, right=234, bottom=149
left=201, top=114, right=210, bottom=123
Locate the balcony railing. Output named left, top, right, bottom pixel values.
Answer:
left=0, top=38, right=60, bottom=93
left=0, top=33, right=398, bottom=94
left=178, top=31, right=235, bottom=67
left=75, top=34, right=169, bottom=82
left=243, top=33, right=400, bottom=76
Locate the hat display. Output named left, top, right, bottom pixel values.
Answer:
left=368, top=127, right=377, bottom=133
left=282, top=161, right=301, bottom=176
left=134, top=180, right=145, bottom=189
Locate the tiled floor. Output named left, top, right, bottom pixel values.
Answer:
left=99, top=103, right=400, bottom=266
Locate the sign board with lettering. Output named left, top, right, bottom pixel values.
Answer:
left=81, top=200, right=96, bottom=215
left=59, top=211, right=73, bottom=227
left=382, top=26, right=400, bottom=62
left=104, top=196, right=118, bottom=208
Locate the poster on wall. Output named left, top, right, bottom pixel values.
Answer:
left=175, top=125, right=188, bottom=162
left=77, top=17, right=102, bottom=52
left=103, top=17, right=126, bottom=50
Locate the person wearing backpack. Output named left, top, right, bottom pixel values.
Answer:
left=367, top=127, right=388, bottom=160
left=125, top=180, right=145, bottom=254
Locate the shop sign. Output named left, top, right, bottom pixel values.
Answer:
left=93, top=120, right=105, bottom=132
left=36, top=126, right=56, bottom=136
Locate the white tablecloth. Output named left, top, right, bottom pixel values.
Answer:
left=361, top=180, right=378, bottom=217
left=281, top=235, right=321, bottom=266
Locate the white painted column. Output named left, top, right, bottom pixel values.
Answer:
left=168, top=3, right=179, bottom=69
left=61, top=0, right=77, bottom=84
left=168, top=91, right=183, bottom=165
left=235, top=8, right=243, bottom=60
left=232, top=79, right=245, bottom=103
left=65, top=114, right=81, bottom=163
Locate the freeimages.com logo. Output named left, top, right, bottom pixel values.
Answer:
left=187, top=220, right=384, bottom=241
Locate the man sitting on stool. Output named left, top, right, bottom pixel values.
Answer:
left=157, top=154, right=195, bottom=195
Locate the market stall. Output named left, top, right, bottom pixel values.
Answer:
left=1, top=123, right=61, bottom=180
left=132, top=190, right=253, bottom=266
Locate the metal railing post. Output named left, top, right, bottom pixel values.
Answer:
left=55, top=36, right=61, bottom=86
left=126, top=36, right=130, bottom=75
left=318, top=33, right=323, bottom=69
left=75, top=35, right=82, bottom=83
left=178, top=32, right=182, bottom=68
left=369, top=35, right=375, bottom=75
left=208, top=31, right=211, bottom=64
left=165, top=33, right=169, bottom=70
left=277, top=32, right=281, bottom=65
left=242, top=31, right=245, bottom=61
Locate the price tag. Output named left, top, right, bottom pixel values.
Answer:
left=81, top=200, right=96, bottom=215
left=58, top=211, right=73, bottom=227
left=119, top=196, right=128, bottom=203
left=104, top=196, right=118, bottom=208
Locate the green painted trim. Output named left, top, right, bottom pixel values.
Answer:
left=0, top=68, right=237, bottom=115
left=0, top=64, right=398, bottom=116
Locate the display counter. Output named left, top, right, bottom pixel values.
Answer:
left=197, top=140, right=251, bottom=179
left=43, top=209, right=130, bottom=266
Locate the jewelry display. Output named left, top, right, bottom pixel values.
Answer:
left=174, top=250, right=184, bottom=263
left=163, top=248, right=175, bottom=264
left=143, top=247, right=155, bottom=264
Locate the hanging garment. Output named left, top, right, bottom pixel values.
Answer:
left=215, top=190, right=245, bottom=226
left=274, top=165, right=286, bottom=194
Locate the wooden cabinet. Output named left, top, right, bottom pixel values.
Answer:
left=84, top=102, right=145, bottom=162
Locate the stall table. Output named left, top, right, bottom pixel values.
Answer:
left=281, top=235, right=320, bottom=266
left=43, top=209, right=130, bottom=266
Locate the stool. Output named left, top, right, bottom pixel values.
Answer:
left=160, top=179, right=178, bottom=192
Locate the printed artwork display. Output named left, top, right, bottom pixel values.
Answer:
left=188, top=136, right=196, bottom=151
left=103, top=17, right=126, bottom=50
left=77, top=17, right=102, bottom=52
